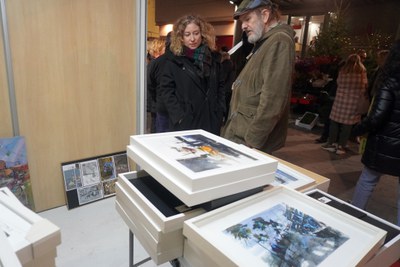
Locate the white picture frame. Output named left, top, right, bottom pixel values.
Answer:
left=0, top=188, right=61, bottom=266
left=183, top=187, right=386, bottom=267
left=127, top=130, right=277, bottom=206
left=271, top=162, right=315, bottom=190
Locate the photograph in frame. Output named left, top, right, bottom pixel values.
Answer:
left=183, top=187, right=386, bottom=267
left=271, top=163, right=315, bottom=190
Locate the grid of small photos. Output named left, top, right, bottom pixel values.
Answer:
left=61, top=152, right=130, bottom=209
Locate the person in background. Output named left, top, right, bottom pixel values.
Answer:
left=146, top=37, right=166, bottom=133
left=351, top=39, right=400, bottom=226
left=222, top=0, right=295, bottom=154
left=367, top=49, right=389, bottom=100
left=147, top=32, right=172, bottom=133
left=160, top=14, right=225, bottom=135
left=220, top=49, right=236, bottom=123
left=321, top=54, right=367, bottom=155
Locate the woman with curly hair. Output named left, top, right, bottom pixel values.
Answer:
left=159, top=14, right=225, bottom=135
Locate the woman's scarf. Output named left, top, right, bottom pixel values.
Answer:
left=183, top=45, right=212, bottom=78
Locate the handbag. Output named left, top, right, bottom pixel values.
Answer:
left=356, top=91, right=370, bottom=115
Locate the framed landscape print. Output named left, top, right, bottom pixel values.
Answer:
left=61, top=152, right=129, bottom=209
left=183, top=187, right=386, bottom=267
left=271, top=162, right=315, bottom=190
left=127, top=130, right=277, bottom=206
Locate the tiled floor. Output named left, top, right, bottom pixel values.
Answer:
left=39, top=120, right=399, bottom=267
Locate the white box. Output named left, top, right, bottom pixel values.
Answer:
left=115, top=171, right=205, bottom=264
left=127, top=130, right=277, bottom=206
left=295, top=112, right=319, bottom=130
left=183, top=187, right=386, bottom=267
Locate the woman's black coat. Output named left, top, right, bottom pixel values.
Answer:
left=159, top=49, right=225, bottom=135
left=352, top=40, right=400, bottom=176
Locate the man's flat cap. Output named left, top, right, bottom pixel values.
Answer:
left=233, top=0, right=273, bottom=20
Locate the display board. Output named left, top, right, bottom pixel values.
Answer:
left=62, top=152, right=130, bottom=209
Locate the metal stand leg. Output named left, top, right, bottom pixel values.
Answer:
left=129, top=230, right=151, bottom=267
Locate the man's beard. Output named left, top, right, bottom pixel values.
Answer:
left=247, top=19, right=264, bottom=44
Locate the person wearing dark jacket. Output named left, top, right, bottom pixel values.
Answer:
left=351, top=39, right=400, bottom=226
left=147, top=32, right=172, bottom=133
left=160, top=14, right=225, bottom=135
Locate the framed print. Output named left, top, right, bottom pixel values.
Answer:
left=113, top=153, right=130, bottom=175
left=271, top=162, right=315, bottom=191
left=61, top=151, right=129, bottom=209
left=79, top=159, right=101, bottom=187
left=77, top=183, right=103, bottom=205
left=128, top=130, right=277, bottom=206
left=98, top=156, right=116, bottom=181
left=183, top=187, right=386, bottom=267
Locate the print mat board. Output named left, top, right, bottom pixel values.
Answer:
left=183, top=186, right=386, bottom=267
left=127, top=130, right=277, bottom=206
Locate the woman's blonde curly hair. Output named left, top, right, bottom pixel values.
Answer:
left=170, top=14, right=216, bottom=56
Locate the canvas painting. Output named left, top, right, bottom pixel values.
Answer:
left=0, top=136, right=35, bottom=210
left=224, top=203, right=349, bottom=266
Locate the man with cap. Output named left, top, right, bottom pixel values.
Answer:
left=222, top=0, right=295, bottom=154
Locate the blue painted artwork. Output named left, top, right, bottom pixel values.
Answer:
left=224, top=203, right=349, bottom=266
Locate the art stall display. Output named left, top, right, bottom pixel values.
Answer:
left=62, top=152, right=130, bottom=209
left=183, top=187, right=386, bottom=267
left=0, top=187, right=61, bottom=267
left=127, top=130, right=278, bottom=206
left=0, top=136, right=35, bottom=210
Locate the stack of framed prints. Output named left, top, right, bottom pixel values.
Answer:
left=127, top=130, right=278, bottom=207
left=0, top=187, right=61, bottom=267
left=183, top=187, right=387, bottom=267
left=115, top=170, right=205, bottom=265
left=62, top=152, right=130, bottom=209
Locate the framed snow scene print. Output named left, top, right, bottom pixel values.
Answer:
left=183, top=187, right=386, bottom=267
left=127, top=130, right=278, bottom=206
left=271, top=162, right=315, bottom=190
